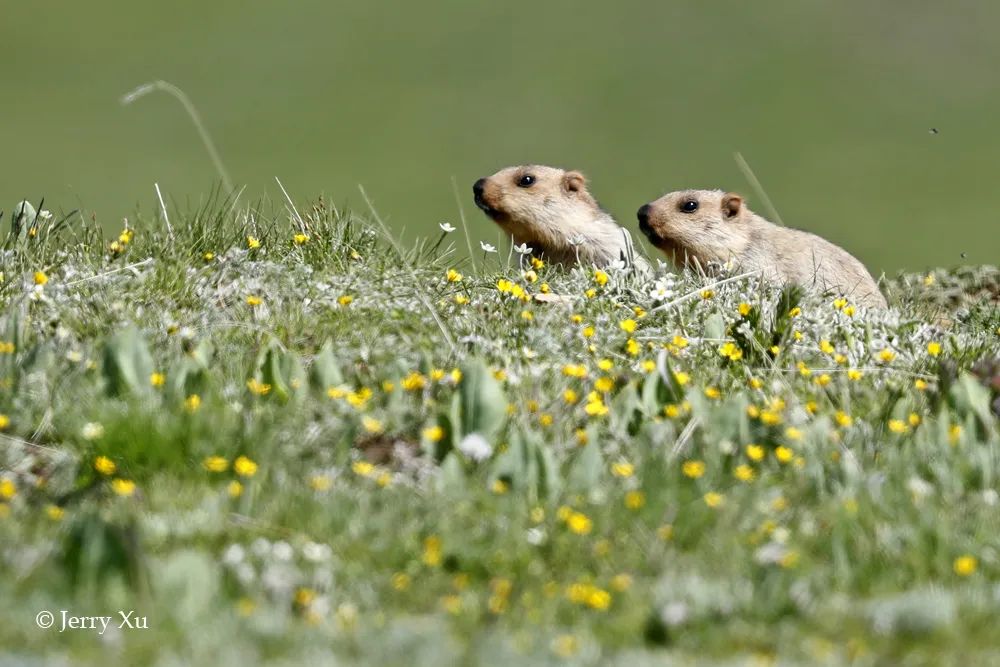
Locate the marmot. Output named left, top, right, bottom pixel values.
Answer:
left=637, top=189, right=887, bottom=308
left=473, top=165, right=648, bottom=270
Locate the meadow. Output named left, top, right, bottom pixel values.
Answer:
left=0, top=197, right=998, bottom=664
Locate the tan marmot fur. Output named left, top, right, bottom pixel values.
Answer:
left=637, top=189, right=886, bottom=308
left=473, top=165, right=648, bottom=270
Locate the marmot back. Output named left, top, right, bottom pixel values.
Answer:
left=637, top=189, right=886, bottom=308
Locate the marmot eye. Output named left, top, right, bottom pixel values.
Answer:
left=517, top=174, right=536, bottom=188
left=680, top=200, right=699, bottom=213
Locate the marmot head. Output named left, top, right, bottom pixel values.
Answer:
left=472, top=165, right=599, bottom=239
left=637, top=189, right=751, bottom=266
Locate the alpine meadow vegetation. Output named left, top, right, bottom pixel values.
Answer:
left=1, top=195, right=999, bottom=665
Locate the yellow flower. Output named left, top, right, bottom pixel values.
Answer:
left=562, top=364, right=587, bottom=378
left=227, top=480, right=243, bottom=497
left=594, top=376, right=614, bottom=393
left=611, top=461, right=634, bottom=478
left=953, top=555, right=977, bottom=576
left=552, top=634, right=578, bottom=658
left=575, top=429, right=589, bottom=446
left=619, top=319, right=637, bottom=334
left=745, top=444, right=765, bottom=461
left=338, top=295, right=354, bottom=307
left=915, top=379, right=929, bottom=391
left=522, top=270, right=538, bottom=283
left=700, top=289, right=714, bottom=300
left=789, top=306, right=802, bottom=317
left=703, top=492, right=725, bottom=508
left=94, top=456, right=117, bottom=476
left=446, top=268, right=463, bottom=283
left=832, top=298, right=847, bottom=311
left=775, top=446, right=794, bottom=463
left=422, top=425, right=444, bottom=442
left=843, top=305, right=856, bottom=317
left=584, top=397, right=608, bottom=417
left=203, top=252, right=215, bottom=262
left=233, top=456, right=258, bottom=477
left=734, top=464, right=755, bottom=482
left=784, top=427, right=803, bottom=441
left=581, top=325, right=595, bottom=339
left=879, top=349, right=896, bottom=363
left=738, top=302, right=752, bottom=316
left=815, top=374, right=831, bottom=387
left=391, top=572, right=411, bottom=591
left=748, top=377, right=763, bottom=389
left=682, top=460, right=705, bottom=479
left=531, top=257, right=545, bottom=269
left=293, top=233, right=310, bottom=245
left=718, top=342, right=743, bottom=361
left=672, top=371, right=690, bottom=386
left=0, top=479, right=16, bottom=499
left=46, top=505, right=65, bottom=521
left=704, top=386, right=721, bottom=400
left=586, top=587, right=612, bottom=610
left=908, top=413, right=922, bottom=427
left=111, top=478, right=136, bottom=497
left=819, top=340, right=835, bottom=355
left=806, top=401, right=818, bottom=414
left=797, top=361, right=812, bottom=377
left=923, top=273, right=935, bottom=286
left=454, top=294, right=469, bottom=305
left=184, top=394, right=201, bottom=412
left=150, top=372, right=166, bottom=388
left=888, top=419, right=908, bottom=434
left=625, top=339, right=641, bottom=356
left=246, top=295, right=262, bottom=307
left=423, top=535, right=443, bottom=566
left=247, top=236, right=261, bottom=249
left=401, top=372, right=427, bottom=391
left=309, top=474, right=332, bottom=491
left=362, top=416, right=384, bottom=434
left=847, top=369, right=864, bottom=381
left=352, top=461, right=375, bottom=477
left=624, top=490, right=645, bottom=510
left=33, top=271, right=49, bottom=286
left=520, top=310, right=533, bottom=321
left=566, top=511, right=593, bottom=535
left=927, top=341, right=942, bottom=357
left=563, top=389, right=579, bottom=405
left=657, top=524, right=674, bottom=541
left=780, top=551, right=800, bottom=569
left=760, top=410, right=782, bottom=426
left=593, top=270, right=609, bottom=286
left=835, top=411, right=853, bottom=427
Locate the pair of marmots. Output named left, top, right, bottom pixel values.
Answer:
left=473, top=165, right=886, bottom=308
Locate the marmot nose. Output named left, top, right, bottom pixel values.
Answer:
left=473, top=178, right=486, bottom=198
left=636, top=204, right=652, bottom=227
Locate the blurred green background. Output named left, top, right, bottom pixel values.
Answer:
left=3, top=0, right=999, bottom=274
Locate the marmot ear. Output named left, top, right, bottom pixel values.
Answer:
left=563, top=171, right=587, bottom=194
left=722, top=193, right=743, bottom=220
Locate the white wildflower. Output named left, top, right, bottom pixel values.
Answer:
left=480, top=241, right=497, bottom=253
left=439, top=222, right=455, bottom=233
left=81, top=422, right=104, bottom=440
left=513, top=243, right=533, bottom=255
left=458, top=433, right=493, bottom=462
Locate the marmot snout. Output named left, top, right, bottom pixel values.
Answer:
left=473, top=165, right=647, bottom=270
left=638, top=189, right=886, bottom=308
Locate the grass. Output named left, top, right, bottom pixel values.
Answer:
left=0, top=197, right=999, bottom=665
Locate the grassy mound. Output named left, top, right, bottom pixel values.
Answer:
left=1, top=200, right=998, bottom=665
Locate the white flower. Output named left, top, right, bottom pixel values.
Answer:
left=272, top=541, right=294, bottom=561
left=525, top=528, right=546, bottom=545
left=660, top=602, right=689, bottom=627
left=81, top=422, right=104, bottom=440
left=513, top=243, right=533, bottom=255
left=302, top=542, right=332, bottom=562
left=222, top=544, right=246, bottom=565
left=38, top=210, right=53, bottom=221
left=439, top=222, right=456, bottom=233
left=458, top=433, right=493, bottom=462
left=568, top=235, right=586, bottom=246
left=480, top=242, right=497, bottom=253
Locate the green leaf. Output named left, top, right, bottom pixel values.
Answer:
left=260, top=343, right=306, bottom=402
left=310, top=338, right=343, bottom=392
left=436, top=452, right=467, bottom=494
left=102, top=326, right=154, bottom=396
left=566, top=436, right=603, bottom=492
left=458, top=358, right=506, bottom=439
